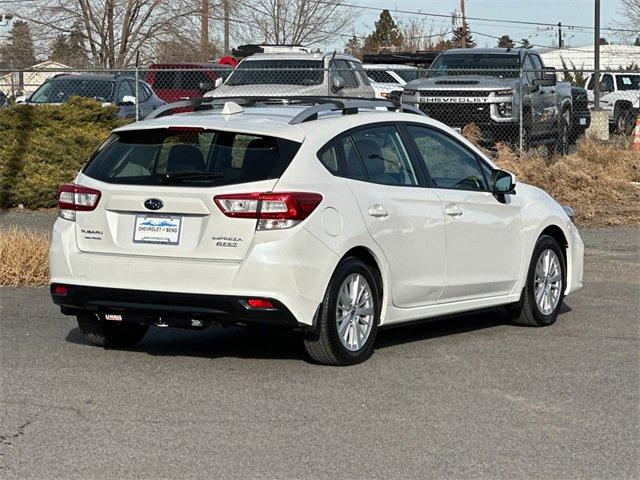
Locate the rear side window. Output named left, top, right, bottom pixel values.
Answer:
left=351, top=126, right=418, bottom=186
left=152, top=71, right=176, bottom=89
left=83, top=129, right=301, bottom=186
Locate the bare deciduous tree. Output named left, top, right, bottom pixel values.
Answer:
left=236, top=0, right=358, bottom=46
left=619, top=0, right=640, bottom=43
left=22, top=0, right=203, bottom=68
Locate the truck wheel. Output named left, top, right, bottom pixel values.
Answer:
left=76, top=313, right=149, bottom=348
left=616, top=108, right=635, bottom=135
left=303, top=258, right=380, bottom=366
left=554, top=112, right=570, bottom=156
left=508, top=235, right=566, bottom=327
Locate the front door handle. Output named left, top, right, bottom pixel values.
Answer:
left=368, top=205, right=388, bottom=218
left=444, top=204, right=463, bottom=217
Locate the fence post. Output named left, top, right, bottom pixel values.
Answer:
left=518, top=66, right=523, bottom=156
left=134, top=52, right=140, bottom=122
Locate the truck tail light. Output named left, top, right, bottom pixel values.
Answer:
left=214, top=192, right=322, bottom=230
left=57, top=183, right=101, bottom=221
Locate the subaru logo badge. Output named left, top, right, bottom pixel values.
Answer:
left=144, top=198, right=163, bottom=211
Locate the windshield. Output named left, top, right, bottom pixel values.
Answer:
left=29, top=79, right=115, bottom=103
left=83, top=128, right=301, bottom=186
left=226, top=60, right=324, bottom=86
left=429, top=54, right=521, bottom=78
left=394, top=69, right=420, bottom=82
left=616, top=74, right=640, bottom=91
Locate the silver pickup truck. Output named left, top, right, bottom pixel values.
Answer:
left=402, top=48, right=573, bottom=153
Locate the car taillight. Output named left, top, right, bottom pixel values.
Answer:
left=214, top=192, right=322, bottom=230
left=57, top=183, right=101, bottom=221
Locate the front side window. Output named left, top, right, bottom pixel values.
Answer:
left=83, top=129, right=300, bottom=187
left=406, top=125, right=489, bottom=191
left=601, top=74, right=614, bottom=92
left=350, top=126, right=418, bottom=186
left=335, top=59, right=357, bottom=88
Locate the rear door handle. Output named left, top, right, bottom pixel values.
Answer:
left=368, top=205, right=388, bottom=218
left=444, top=204, right=463, bottom=217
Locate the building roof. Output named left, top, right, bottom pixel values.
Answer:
left=538, top=44, right=640, bottom=70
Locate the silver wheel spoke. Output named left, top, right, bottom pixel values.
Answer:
left=534, top=249, right=563, bottom=315
left=335, top=273, right=374, bottom=352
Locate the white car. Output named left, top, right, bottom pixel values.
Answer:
left=584, top=72, right=640, bottom=134
left=49, top=97, right=584, bottom=365
left=364, top=64, right=421, bottom=99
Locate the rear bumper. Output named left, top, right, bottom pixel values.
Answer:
left=50, top=284, right=299, bottom=327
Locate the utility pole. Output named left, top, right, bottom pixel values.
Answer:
left=223, top=0, right=230, bottom=56
left=460, top=0, right=466, bottom=48
left=557, top=22, right=563, bottom=48
left=594, top=0, right=600, bottom=110
left=201, top=0, right=209, bottom=60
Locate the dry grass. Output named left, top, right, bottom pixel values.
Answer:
left=462, top=127, right=640, bottom=227
left=0, top=227, right=50, bottom=286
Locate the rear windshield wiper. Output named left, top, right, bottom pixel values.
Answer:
left=159, top=172, right=225, bottom=184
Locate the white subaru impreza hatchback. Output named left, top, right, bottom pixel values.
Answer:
left=50, top=97, right=584, bottom=365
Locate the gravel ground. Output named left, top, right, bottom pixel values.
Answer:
left=0, top=220, right=638, bottom=479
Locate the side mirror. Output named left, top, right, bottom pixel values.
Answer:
left=198, top=80, right=215, bottom=91
left=214, top=77, right=223, bottom=88
left=331, top=76, right=345, bottom=93
left=532, top=67, right=557, bottom=87
left=119, top=95, right=136, bottom=106
left=492, top=169, right=516, bottom=195
left=15, top=95, right=27, bottom=104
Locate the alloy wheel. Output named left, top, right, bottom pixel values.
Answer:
left=335, top=273, right=374, bottom=351
left=534, top=249, right=563, bottom=315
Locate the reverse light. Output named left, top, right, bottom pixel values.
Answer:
left=57, top=183, right=101, bottom=221
left=214, top=192, right=322, bottom=230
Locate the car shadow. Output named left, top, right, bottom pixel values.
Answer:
left=64, top=303, right=574, bottom=362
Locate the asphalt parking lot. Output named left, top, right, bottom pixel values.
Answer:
left=1, top=226, right=638, bottom=479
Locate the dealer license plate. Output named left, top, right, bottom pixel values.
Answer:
left=133, top=215, right=182, bottom=245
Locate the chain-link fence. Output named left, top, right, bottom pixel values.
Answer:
left=1, top=65, right=638, bottom=155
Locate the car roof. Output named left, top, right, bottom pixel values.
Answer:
left=150, top=63, right=231, bottom=69
left=239, top=52, right=360, bottom=62
left=363, top=64, right=418, bottom=70
left=112, top=103, right=436, bottom=144
left=440, top=48, right=526, bottom=55
left=48, top=74, right=122, bottom=81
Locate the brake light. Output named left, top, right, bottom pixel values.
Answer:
left=52, top=284, right=69, bottom=296
left=245, top=298, right=274, bottom=309
left=214, top=192, right=322, bottom=230
left=57, top=183, right=101, bottom=221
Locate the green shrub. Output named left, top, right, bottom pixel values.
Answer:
left=0, top=97, right=127, bottom=209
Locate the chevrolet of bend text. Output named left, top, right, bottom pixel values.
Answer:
left=49, top=97, right=584, bottom=365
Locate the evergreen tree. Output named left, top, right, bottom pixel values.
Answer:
left=450, top=21, right=475, bottom=48
left=344, top=35, right=362, bottom=58
left=0, top=20, right=36, bottom=69
left=599, top=37, right=609, bottom=45
left=497, top=35, right=515, bottom=48
left=49, top=22, right=88, bottom=67
left=635, top=36, right=640, bottom=47
left=363, top=10, right=404, bottom=53
left=520, top=38, right=533, bottom=49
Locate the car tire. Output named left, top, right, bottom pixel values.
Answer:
left=508, top=235, right=566, bottom=327
left=303, top=258, right=380, bottom=366
left=616, top=108, right=635, bottom=135
left=76, top=313, right=149, bottom=348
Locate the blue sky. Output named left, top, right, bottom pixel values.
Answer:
left=341, top=0, right=628, bottom=49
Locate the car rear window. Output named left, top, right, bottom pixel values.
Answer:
left=30, top=79, right=114, bottom=103
left=82, top=128, right=301, bottom=186
left=226, top=60, right=324, bottom=86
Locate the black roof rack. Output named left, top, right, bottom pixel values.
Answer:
left=145, top=96, right=426, bottom=123
left=362, top=51, right=439, bottom=67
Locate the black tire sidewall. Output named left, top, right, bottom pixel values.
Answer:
left=323, top=258, right=380, bottom=365
left=525, top=236, right=567, bottom=325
